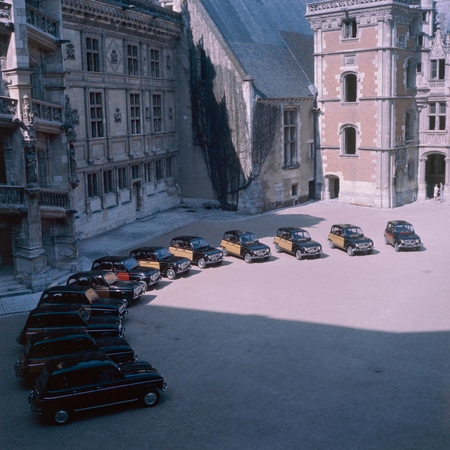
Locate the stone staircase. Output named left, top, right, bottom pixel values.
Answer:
left=0, top=273, right=32, bottom=299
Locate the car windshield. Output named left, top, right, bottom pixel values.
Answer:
left=155, top=248, right=173, bottom=259
left=39, top=366, right=51, bottom=388
left=344, top=227, right=363, bottom=237
left=394, top=224, right=414, bottom=233
left=103, top=272, right=119, bottom=286
left=124, top=258, right=139, bottom=270
left=240, top=233, right=258, bottom=244
left=85, top=288, right=99, bottom=303
left=191, top=238, right=209, bottom=249
left=77, top=307, right=90, bottom=323
left=291, top=230, right=310, bottom=240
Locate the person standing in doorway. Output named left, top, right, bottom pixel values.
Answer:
left=440, top=182, right=444, bottom=203
left=434, top=183, right=439, bottom=201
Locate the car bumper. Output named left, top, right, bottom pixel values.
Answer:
left=399, top=242, right=421, bottom=249
left=205, top=257, right=223, bottom=265
left=175, top=265, right=191, bottom=274
left=250, top=253, right=271, bottom=260
left=14, top=361, right=23, bottom=378
left=353, top=247, right=373, bottom=253
left=148, top=273, right=162, bottom=287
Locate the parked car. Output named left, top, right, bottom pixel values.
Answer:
left=28, top=352, right=166, bottom=425
left=15, top=328, right=136, bottom=384
left=17, top=305, right=124, bottom=345
left=220, top=230, right=271, bottom=263
left=328, top=224, right=374, bottom=256
left=67, top=271, right=145, bottom=307
left=274, top=227, right=322, bottom=259
left=384, top=220, right=422, bottom=252
left=91, top=256, right=161, bottom=291
left=169, top=236, right=223, bottom=269
left=129, top=247, right=191, bottom=280
left=37, top=286, right=127, bottom=318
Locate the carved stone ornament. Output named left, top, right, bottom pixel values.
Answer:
left=145, top=107, right=151, bottom=119
left=21, top=95, right=36, bottom=142
left=395, top=149, right=407, bottom=167
left=114, top=107, right=122, bottom=123
left=0, top=6, right=10, bottom=20
left=111, top=50, right=118, bottom=64
left=66, top=43, right=75, bottom=60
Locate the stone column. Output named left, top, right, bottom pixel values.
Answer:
left=443, top=157, right=450, bottom=204
left=324, top=176, right=330, bottom=200
left=418, top=157, right=427, bottom=201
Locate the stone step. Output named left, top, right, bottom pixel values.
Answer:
left=0, top=285, right=33, bottom=299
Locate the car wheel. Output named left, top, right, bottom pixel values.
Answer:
left=244, top=253, right=252, bottom=264
left=274, top=244, right=281, bottom=253
left=197, top=258, right=206, bottom=269
left=142, top=389, right=160, bottom=407
left=328, top=239, right=335, bottom=249
left=220, top=246, right=228, bottom=257
left=295, top=250, right=303, bottom=260
left=384, top=236, right=389, bottom=245
left=394, top=242, right=400, bottom=252
left=347, top=246, right=354, bottom=257
left=166, top=269, right=176, bottom=280
left=53, top=409, right=70, bottom=425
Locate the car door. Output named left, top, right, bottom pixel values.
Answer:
left=276, top=232, right=293, bottom=252
left=385, top=223, right=395, bottom=245
left=223, top=235, right=240, bottom=256
left=66, top=368, right=102, bottom=411
left=93, top=364, right=130, bottom=407
left=330, top=226, right=345, bottom=249
left=170, top=240, right=194, bottom=260
left=113, top=262, right=129, bottom=282
left=91, top=276, right=110, bottom=299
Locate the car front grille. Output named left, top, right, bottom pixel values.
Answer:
left=405, top=240, right=415, bottom=246
left=151, top=273, right=160, bottom=282
left=307, top=247, right=318, bottom=253
left=209, top=253, right=222, bottom=261
left=179, top=262, right=190, bottom=270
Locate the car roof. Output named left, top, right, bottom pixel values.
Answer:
left=29, top=328, right=90, bottom=345
left=388, top=220, right=411, bottom=226
left=130, top=247, right=166, bottom=253
left=45, top=351, right=111, bottom=374
left=93, top=256, right=135, bottom=263
left=224, top=230, right=252, bottom=235
left=68, top=271, right=113, bottom=278
left=171, top=236, right=201, bottom=241
left=43, top=285, right=93, bottom=293
left=277, top=227, right=305, bottom=232
left=30, top=304, right=84, bottom=315
left=333, top=224, right=358, bottom=229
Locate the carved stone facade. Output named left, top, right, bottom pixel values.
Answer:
left=306, top=0, right=449, bottom=207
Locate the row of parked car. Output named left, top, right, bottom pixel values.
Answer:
left=15, top=220, right=421, bottom=425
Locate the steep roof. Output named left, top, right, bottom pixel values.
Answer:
left=200, top=0, right=314, bottom=99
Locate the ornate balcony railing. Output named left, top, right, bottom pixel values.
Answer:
left=0, top=96, right=17, bottom=116
left=26, top=4, right=58, bottom=38
left=40, top=189, right=69, bottom=209
left=306, top=0, right=420, bottom=13
left=32, top=99, right=63, bottom=124
left=0, top=186, right=24, bottom=206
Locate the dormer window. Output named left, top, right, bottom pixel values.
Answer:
left=431, top=59, right=445, bottom=80
left=343, top=19, right=357, bottom=39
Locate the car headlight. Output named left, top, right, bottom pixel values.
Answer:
left=355, top=243, right=359, bottom=248
left=401, top=239, right=405, bottom=243
left=416, top=239, right=420, bottom=244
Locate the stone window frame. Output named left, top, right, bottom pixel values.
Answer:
left=404, top=109, right=416, bottom=143
left=152, top=93, right=163, bottom=133
left=144, top=161, right=153, bottom=183
left=102, top=169, right=114, bottom=194
left=127, top=44, right=139, bottom=76
left=340, top=71, right=359, bottom=104
left=166, top=155, right=175, bottom=178
left=118, top=166, right=128, bottom=190
left=428, top=102, right=446, bottom=131
left=405, top=58, right=416, bottom=89
left=89, top=91, right=104, bottom=139
left=341, top=18, right=358, bottom=40
left=87, top=172, right=99, bottom=198
left=283, top=107, right=299, bottom=169
left=129, top=92, right=141, bottom=135
left=150, top=48, right=160, bottom=78
left=430, top=59, right=445, bottom=80
left=155, top=158, right=164, bottom=182
left=339, top=123, right=359, bottom=157
left=86, top=36, right=101, bottom=73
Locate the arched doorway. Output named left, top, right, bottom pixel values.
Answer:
left=324, top=175, right=340, bottom=200
left=425, top=153, right=445, bottom=199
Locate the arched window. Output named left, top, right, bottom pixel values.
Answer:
left=406, top=60, right=416, bottom=88
left=405, top=111, right=414, bottom=141
left=342, top=126, right=357, bottom=155
left=344, top=73, right=357, bottom=102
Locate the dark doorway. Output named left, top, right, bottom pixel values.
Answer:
left=309, top=180, right=315, bottom=200
left=425, top=153, right=445, bottom=198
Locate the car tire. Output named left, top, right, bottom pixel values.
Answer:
left=328, top=239, right=335, bottom=249
left=124, top=297, right=131, bottom=308
left=220, top=246, right=228, bottom=257
left=274, top=244, right=281, bottom=253
left=166, top=269, right=176, bottom=280
left=244, top=253, right=252, bottom=264
left=347, top=246, right=354, bottom=257
left=197, top=258, right=206, bottom=269
left=142, top=389, right=160, bottom=407
left=394, top=242, right=400, bottom=252
left=295, top=250, right=303, bottom=260
left=53, top=409, right=70, bottom=425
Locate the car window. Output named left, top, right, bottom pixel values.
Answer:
left=28, top=343, right=47, bottom=359
left=77, top=277, right=90, bottom=287
left=101, top=262, right=113, bottom=271
left=67, top=278, right=76, bottom=286
left=49, top=340, right=73, bottom=356
left=240, top=233, right=258, bottom=244
left=66, top=368, right=101, bottom=388
left=46, top=373, right=69, bottom=391
left=100, top=364, right=123, bottom=381
left=114, top=263, right=126, bottom=271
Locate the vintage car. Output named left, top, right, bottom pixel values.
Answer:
left=384, top=220, right=422, bottom=252
left=28, top=351, right=166, bottom=424
left=273, top=227, right=322, bottom=259
left=15, top=328, right=136, bottom=384
left=220, top=230, right=271, bottom=263
left=37, top=286, right=127, bottom=318
left=328, top=224, right=374, bottom=256
left=169, top=236, right=223, bottom=269
left=129, top=247, right=191, bottom=280
left=67, top=271, right=145, bottom=307
left=91, top=256, right=161, bottom=291
left=17, top=305, right=124, bottom=345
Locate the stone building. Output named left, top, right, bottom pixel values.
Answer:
left=0, top=0, right=183, bottom=291
left=306, top=0, right=449, bottom=207
left=172, top=0, right=316, bottom=213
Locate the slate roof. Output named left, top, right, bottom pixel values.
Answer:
left=200, top=0, right=314, bottom=99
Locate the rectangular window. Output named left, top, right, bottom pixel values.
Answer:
left=89, top=92, right=104, bottom=138
left=155, top=159, right=163, bottom=181
left=127, top=45, right=138, bottom=76
left=118, top=167, right=127, bottom=190
left=132, top=164, right=140, bottom=180
left=417, top=63, right=422, bottom=73
left=151, top=49, right=160, bottom=78
left=130, top=94, right=141, bottom=134
left=152, top=94, right=162, bottom=132
left=87, top=173, right=98, bottom=198
left=144, top=161, right=153, bottom=183
left=428, top=102, right=446, bottom=131
left=103, top=170, right=113, bottom=194
left=283, top=109, right=297, bottom=167
left=409, top=19, right=416, bottom=37
left=343, top=19, right=357, bottom=39
left=422, top=11, right=428, bottom=22
left=86, top=38, right=100, bottom=72
left=166, top=156, right=175, bottom=178
left=308, top=142, right=315, bottom=159
left=417, top=35, right=423, bottom=46
left=431, top=60, right=445, bottom=80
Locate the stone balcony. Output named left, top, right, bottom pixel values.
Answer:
left=26, top=4, right=58, bottom=51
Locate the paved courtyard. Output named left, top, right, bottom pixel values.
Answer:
left=1, top=200, right=449, bottom=449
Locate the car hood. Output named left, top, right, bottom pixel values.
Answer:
left=293, top=239, right=321, bottom=248
left=94, top=298, right=125, bottom=308
left=161, top=256, right=190, bottom=265
left=198, top=247, right=222, bottom=255
left=94, top=336, right=131, bottom=348
left=109, top=281, right=140, bottom=291
left=120, top=361, right=163, bottom=380
left=135, top=267, right=160, bottom=275
left=393, top=232, right=420, bottom=240
left=245, top=242, right=270, bottom=251
left=89, top=316, right=122, bottom=326
left=348, top=235, right=372, bottom=244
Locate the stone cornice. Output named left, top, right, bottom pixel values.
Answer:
left=306, top=0, right=420, bottom=15
left=61, top=0, right=182, bottom=41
